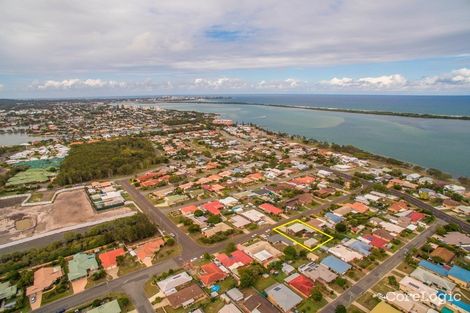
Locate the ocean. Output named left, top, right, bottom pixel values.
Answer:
left=154, top=95, right=470, bottom=177
left=220, top=94, right=470, bottom=116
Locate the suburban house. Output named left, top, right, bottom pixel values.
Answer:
left=265, top=283, right=303, bottom=312
left=135, top=238, right=165, bottom=267
left=259, top=203, right=283, bottom=215
left=241, top=241, right=283, bottom=267
left=448, top=265, right=470, bottom=288
left=202, top=222, right=232, bottom=238
left=299, top=262, right=337, bottom=283
left=215, top=249, right=253, bottom=273
left=166, top=283, right=206, bottom=309
left=284, top=273, right=314, bottom=298
left=99, top=248, right=126, bottom=270
left=320, top=256, right=351, bottom=275
left=26, top=266, right=63, bottom=299
left=87, top=299, right=121, bottom=313
left=202, top=201, right=224, bottom=215
left=157, top=272, right=193, bottom=296
left=67, top=253, right=99, bottom=282
left=198, top=262, right=227, bottom=287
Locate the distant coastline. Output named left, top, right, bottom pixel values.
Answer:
left=181, top=100, right=470, bottom=121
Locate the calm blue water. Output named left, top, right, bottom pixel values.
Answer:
left=219, top=94, right=470, bottom=116
left=156, top=101, right=470, bottom=177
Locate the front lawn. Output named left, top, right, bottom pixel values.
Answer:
left=297, top=298, right=328, bottom=313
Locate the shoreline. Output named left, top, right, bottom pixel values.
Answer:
left=173, top=100, right=470, bottom=121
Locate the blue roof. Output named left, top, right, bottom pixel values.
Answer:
left=419, top=260, right=449, bottom=277
left=441, top=307, right=453, bottom=313
left=437, top=291, right=470, bottom=313
left=349, top=241, right=371, bottom=256
left=325, top=212, right=343, bottom=223
left=448, top=265, right=470, bottom=283
left=321, top=255, right=351, bottom=274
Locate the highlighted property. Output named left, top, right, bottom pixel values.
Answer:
left=273, top=219, right=333, bottom=252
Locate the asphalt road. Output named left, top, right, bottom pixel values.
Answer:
left=33, top=258, right=178, bottom=313
left=320, top=221, right=443, bottom=313
left=31, top=167, right=469, bottom=313
left=389, top=189, right=470, bottom=233
left=118, top=179, right=203, bottom=262
left=318, top=165, right=470, bottom=233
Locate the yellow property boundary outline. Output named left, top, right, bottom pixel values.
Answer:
left=273, top=219, right=334, bottom=252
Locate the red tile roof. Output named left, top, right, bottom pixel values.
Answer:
left=137, top=172, right=157, bottom=182
left=290, top=176, right=316, bottom=185
left=180, top=205, right=198, bottom=215
left=350, top=202, right=369, bottom=213
left=216, top=250, right=253, bottom=268
left=99, top=248, right=126, bottom=269
left=364, top=235, right=388, bottom=249
left=199, top=262, right=227, bottom=286
left=203, top=201, right=223, bottom=215
left=259, top=203, right=283, bottom=215
left=389, top=200, right=408, bottom=212
left=288, top=274, right=314, bottom=297
left=408, top=211, right=425, bottom=223
left=136, top=238, right=164, bottom=261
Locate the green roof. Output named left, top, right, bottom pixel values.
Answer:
left=87, top=300, right=121, bottom=313
left=68, top=253, right=99, bottom=281
left=0, top=281, right=17, bottom=300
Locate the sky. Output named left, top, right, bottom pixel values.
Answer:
left=0, top=0, right=470, bottom=98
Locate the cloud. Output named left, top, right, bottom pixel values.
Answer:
left=32, top=79, right=128, bottom=90
left=0, top=83, right=3, bottom=91
left=192, top=77, right=248, bottom=89
left=321, top=74, right=407, bottom=89
left=0, top=0, right=469, bottom=74
left=420, top=67, right=470, bottom=86
left=26, top=68, right=470, bottom=95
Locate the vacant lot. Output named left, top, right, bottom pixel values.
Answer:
left=0, top=189, right=133, bottom=245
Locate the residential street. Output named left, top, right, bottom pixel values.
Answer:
left=32, top=258, right=178, bottom=313
left=320, top=221, right=443, bottom=313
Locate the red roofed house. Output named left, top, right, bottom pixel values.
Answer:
left=350, top=202, right=369, bottom=214
left=137, top=172, right=157, bottom=183
left=408, top=211, right=425, bottom=223
left=99, top=248, right=126, bottom=270
left=215, top=250, right=253, bottom=272
left=286, top=273, right=315, bottom=298
left=259, top=203, right=283, bottom=215
left=247, top=172, right=264, bottom=181
left=364, top=235, right=388, bottom=249
left=389, top=200, right=408, bottom=213
left=136, top=238, right=165, bottom=267
left=290, top=176, right=316, bottom=186
left=202, top=201, right=224, bottom=215
left=180, top=205, right=198, bottom=216
left=198, top=262, right=227, bottom=286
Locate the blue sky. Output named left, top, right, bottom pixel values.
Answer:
left=0, top=0, right=469, bottom=98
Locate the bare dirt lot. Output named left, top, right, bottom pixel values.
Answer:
left=0, top=190, right=133, bottom=245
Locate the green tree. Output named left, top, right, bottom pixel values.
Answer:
left=335, top=305, right=347, bottom=313
left=335, top=222, right=347, bottom=233
left=311, top=287, right=323, bottom=302
left=283, top=246, right=297, bottom=260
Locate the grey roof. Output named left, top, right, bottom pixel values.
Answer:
left=157, top=272, right=192, bottom=294
left=227, top=287, right=244, bottom=301
left=411, top=268, right=456, bottom=291
left=267, top=234, right=294, bottom=246
left=265, top=283, right=302, bottom=312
